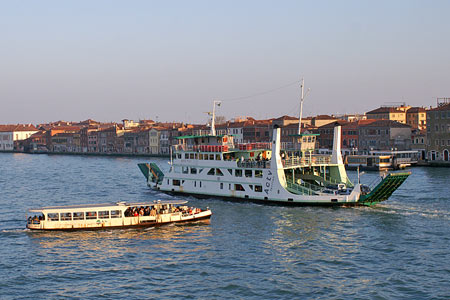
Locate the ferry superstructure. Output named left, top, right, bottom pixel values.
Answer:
left=139, top=125, right=410, bottom=206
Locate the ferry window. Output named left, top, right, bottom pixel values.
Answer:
left=111, top=210, right=121, bottom=218
left=182, top=166, right=189, bottom=174
left=177, top=154, right=181, bottom=159
left=235, top=169, right=242, bottom=177
left=200, top=181, right=202, bottom=188
left=249, top=185, right=254, bottom=190
left=48, top=213, right=59, bottom=221
left=173, top=179, right=181, bottom=186
left=255, top=170, right=262, bottom=178
left=216, top=168, right=224, bottom=176
left=227, top=169, right=233, bottom=175
left=220, top=183, right=223, bottom=189
left=190, top=153, right=194, bottom=159
left=245, top=170, right=252, bottom=178
left=194, top=181, right=197, bottom=187
left=195, top=153, right=198, bottom=159
left=60, top=212, right=72, bottom=221
left=185, top=153, right=189, bottom=159
left=99, top=211, right=109, bottom=219
left=215, top=154, right=221, bottom=160
left=255, top=185, right=262, bottom=192
left=234, top=184, right=245, bottom=191
left=209, top=154, right=214, bottom=160
left=207, top=168, right=215, bottom=175
left=229, top=184, right=231, bottom=190
left=73, top=212, right=84, bottom=220
left=167, top=179, right=169, bottom=185
left=86, top=212, right=97, bottom=219
left=204, top=154, right=208, bottom=160
left=191, top=167, right=197, bottom=174
left=199, top=154, right=203, bottom=160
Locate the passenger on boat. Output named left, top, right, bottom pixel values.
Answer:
left=150, top=208, right=156, bottom=216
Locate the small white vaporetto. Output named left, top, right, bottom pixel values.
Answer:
left=27, top=200, right=211, bottom=231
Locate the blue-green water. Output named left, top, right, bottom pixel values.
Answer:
left=0, top=153, right=449, bottom=299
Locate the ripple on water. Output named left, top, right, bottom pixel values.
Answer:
left=0, top=155, right=449, bottom=299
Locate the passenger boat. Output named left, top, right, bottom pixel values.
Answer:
left=138, top=95, right=410, bottom=206
left=345, top=150, right=419, bottom=170
left=26, top=200, right=211, bottom=231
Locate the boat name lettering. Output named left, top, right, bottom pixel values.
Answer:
left=264, top=170, right=274, bottom=195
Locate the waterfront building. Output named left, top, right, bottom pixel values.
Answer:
left=0, top=124, right=38, bottom=151
left=358, top=120, right=411, bottom=152
left=366, top=105, right=410, bottom=124
left=426, top=100, right=450, bottom=162
left=310, top=115, right=339, bottom=127
left=411, top=129, right=427, bottom=161
left=316, top=120, right=348, bottom=149
left=406, top=107, right=427, bottom=130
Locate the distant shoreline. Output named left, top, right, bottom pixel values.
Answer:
left=0, top=150, right=170, bottom=159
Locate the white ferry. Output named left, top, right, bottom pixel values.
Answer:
left=26, top=200, right=211, bottom=231
left=139, top=125, right=410, bottom=206
left=345, top=150, right=419, bottom=170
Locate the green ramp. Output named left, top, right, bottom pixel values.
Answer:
left=359, top=172, right=411, bottom=206
left=137, top=163, right=164, bottom=183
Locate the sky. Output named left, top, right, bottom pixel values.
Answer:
left=1, top=0, right=449, bottom=124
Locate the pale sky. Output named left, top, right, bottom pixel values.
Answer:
left=1, top=0, right=449, bottom=124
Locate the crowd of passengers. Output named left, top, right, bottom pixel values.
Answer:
left=27, top=215, right=44, bottom=224
left=124, top=205, right=199, bottom=217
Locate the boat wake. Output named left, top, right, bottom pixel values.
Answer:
left=360, top=203, right=450, bottom=221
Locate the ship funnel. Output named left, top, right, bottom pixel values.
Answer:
left=271, top=125, right=283, bottom=169
left=331, top=125, right=343, bottom=165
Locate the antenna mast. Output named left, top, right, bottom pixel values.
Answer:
left=298, top=78, right=305, bottom=135
left=210, top=100, right=221, bottom=136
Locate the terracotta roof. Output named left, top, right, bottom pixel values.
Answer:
left=366, top=107, right=404, bottom=114
left=359, top=119, right=411, bottom=128
left=407, top=107, right=426, bottom=113
left=318, top=120, right=348, bottom=128
left=273, top=115, right=298, bottom=121
left=313, top=115, right=337, bottom=120
left=429, top=103, right=450, bottom=111
left=0, top=124, right=38, bottom=132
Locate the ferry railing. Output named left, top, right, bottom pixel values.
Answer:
left=286, top=181, right=321, bottom=195
left=237, top=160, right=271, bottom=169
left=282, top=155, right=332, bottom=167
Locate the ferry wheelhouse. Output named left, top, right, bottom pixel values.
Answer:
left=139, top=125, right=410, bottom=206
left=26, top=200, right=211, bottom=231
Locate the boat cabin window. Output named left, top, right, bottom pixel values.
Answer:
left=60, top=212, right=72, bottom=221
left=245, top=170, right=252, bottom=178
left=98, top=211, right=109, bottom=219
left=215, top=168, right=224, bottom=176
left=173, top=179, right=181, bottom=186
left=73, top=212, right=84, bottom=220
left=185, top=153, right=189, bottom=159
left=207, top=168, right=215, bottom=175
left=203, top=154, right=208, bottom=160
left=182, top=166, right=189, bottom=174
left=215, top=154, right=221, bottom=160
left=111, top=210, right=122, bottom=218
left=190, top=167, right=197, bottom=174
left=209, top=154, right=214, bottom=160
left=177, top=154, right=181, bottom=159
left=86, top=211, right=97, bottom=219
left=199, top=154, right=204, bottom=160
left=255, top=185, right=263, bottom=192
left=255, top=170, right=262, bottom=178
left=227, top=169, right=232, bottom=175
left=234, top=184, right=245, bottom=191
left=235, top=169, right=242, bottom=177
left=190, top=153, right=194, bottom=159
left=48, top=213, right=59, bottom=221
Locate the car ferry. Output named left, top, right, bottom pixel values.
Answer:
left=26, top=200, right=211, bottom=231
left=138, top=124, right=410, bottom=206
